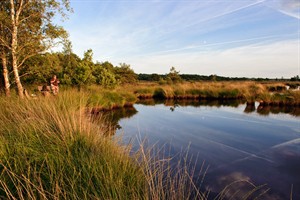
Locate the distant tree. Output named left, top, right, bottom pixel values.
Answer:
left=151, top=73, right=160, bottom=81
left=290, top=75, right=299, bottom=82
left=209, top=74, right=217, bottom=81
left=115, top=63, right=137, bottom=84
left=167, top=66, right=182, bottom=83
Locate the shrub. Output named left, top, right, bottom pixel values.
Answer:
left=153, top=88, right=167, bottom=99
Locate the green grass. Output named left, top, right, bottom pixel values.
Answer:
left=87, top=90, right=137, bottom=110
left=0, top=89, right=276, bottom=199
left=0, top=93, right=145, bottom=199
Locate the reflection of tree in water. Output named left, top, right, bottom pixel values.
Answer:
left=256, top=104, right=300, bottom=116
left=137, top=99, right=245, bottom=112
left=244, top=104, right=256, bottom=113
left=91, top=107, right=138, bottom=135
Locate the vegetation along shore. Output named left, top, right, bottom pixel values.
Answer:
left=0, top=0, right=299, bottom=199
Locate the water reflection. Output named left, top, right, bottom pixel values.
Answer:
left=91, top=107, right=138, bottom=135
left=244, top=104, right=256, bottom=113
left=110, top=100, right=300, bottom=199
left=206, top=172, right=270, bottom=200
left=257, top=104, right=300, bottom=116
left=137, top=99, right=244, bottom=107
left=136, top=99, right=299, bottom=116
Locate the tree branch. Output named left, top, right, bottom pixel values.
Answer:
left=17, top=53, right=39, bottom=69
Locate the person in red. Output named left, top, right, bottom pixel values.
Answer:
left=50, top=75, right=60, bottom=95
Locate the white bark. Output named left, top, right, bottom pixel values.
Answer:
left=1, top=52, right=10, bottom=96
left=10, top=0, right=24, bottom=98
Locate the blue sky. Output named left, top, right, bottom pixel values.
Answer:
left=59, top=0, right=299, bottom=78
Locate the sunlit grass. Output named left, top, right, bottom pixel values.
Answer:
left=0, top=93, right=145, bottom=199
left=0, top=88, right=286, bottom=199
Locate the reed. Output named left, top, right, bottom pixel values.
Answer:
left=131, top=81, right=300, bottom=106
left=0, top=89, right=279, bottom=199
left=0, top=93, right=145, bottom=199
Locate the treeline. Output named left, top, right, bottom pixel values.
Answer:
left=138, top=73, right=299, bottom=82
left=17, top=49, right=138, bottom=88
left=1, top=48, right=299, bottom=92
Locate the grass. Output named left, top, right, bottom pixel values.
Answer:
left=23, top=80, right=300, bottom=107
left=0, top=92, right=146, bottom=199
left=85, top=87, right=137, bottom=112
left=0, top=91, right=215, bottom=200
left=0, top=87, right=284, bottom=199
left=131, top=81, right=300, bottom=106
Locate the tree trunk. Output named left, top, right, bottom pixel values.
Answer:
left=10, top=0, right=24, bottom=98
left=1, top=52, right=10, bottom=96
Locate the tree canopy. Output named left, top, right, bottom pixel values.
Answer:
left=0, top=0, right=71, bottom=97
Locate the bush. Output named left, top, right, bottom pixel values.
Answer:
left=153, top=88, right=167, bottom=99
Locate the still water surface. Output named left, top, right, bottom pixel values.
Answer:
left=111, top=100, right=300, bottom=199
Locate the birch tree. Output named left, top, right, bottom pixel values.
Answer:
left=0, top=0, right=71, bottom=98
left=0, top=1, right=11, bottom=96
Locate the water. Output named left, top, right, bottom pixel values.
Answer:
left=108, top=100, right=300, bottom=199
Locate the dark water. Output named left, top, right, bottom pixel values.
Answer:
left=108, top=100, right=300, bottom=199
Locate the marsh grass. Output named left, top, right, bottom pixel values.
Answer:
left=0, top=90, right=277, bottom=199
left=0, top=93, right=145, bottom=199
left=87, top=89, right=137, bottom=111
left=132, top=81, right=300, bottom=106
left=136, top=142, right=209, bottom=200
left=0, top=91, right=209, bottom=200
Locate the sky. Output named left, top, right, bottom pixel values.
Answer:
left=58, top=0, right=300, bottom=78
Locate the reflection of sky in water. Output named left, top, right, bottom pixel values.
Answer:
left=116, top=103, right=300, bottom=199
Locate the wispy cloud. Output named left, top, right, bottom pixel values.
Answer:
left=123, top=40, right=298, bottom=78
left=264, top=0, right=300, bottom=19
left=62, top=0, right=299, bottom=77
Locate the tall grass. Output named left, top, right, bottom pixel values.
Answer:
left=0, top=92, right=145, bottom=199
left=131, top=81, right=300, bottom=106
left=0, top=90, right=272, bottom=199
left=0, top=91, right=208, bottom=200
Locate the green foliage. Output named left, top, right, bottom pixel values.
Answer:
left=0, top=0, right=72, bottom=97
left=58, top=50, right=96, bottom=87
left=22, top=53, right=62, bottom=84
left=115, top=63, right=137, bottom=84
left=167, top=67, right=182, bottom=84
left=82, top=49, right=93, bottom=63
left=93, top=65, right=118, bottom=89
left=60, top=53, right=82, bottom=85
left=71, top=62, right=95, bottom=88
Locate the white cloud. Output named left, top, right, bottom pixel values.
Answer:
left=125, top=40, right=299, bottom=78
left=59, top=1, right=299, bottom=78
left=264, top=0, right=300, bottom=19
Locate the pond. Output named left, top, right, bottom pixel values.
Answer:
left=108, top=100, right=300, bottom=199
